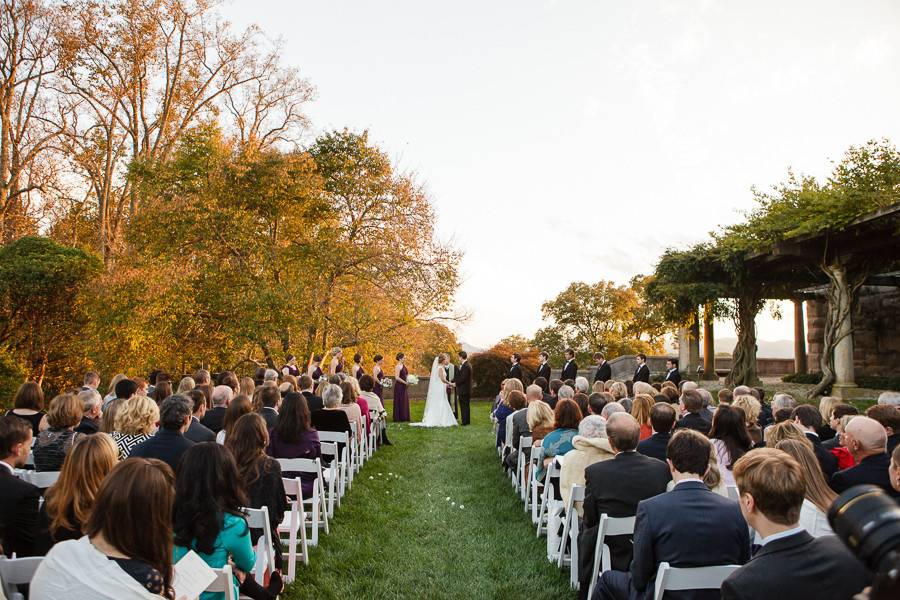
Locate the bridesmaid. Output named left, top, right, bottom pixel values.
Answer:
left=372, top=355, right=385, bottom=402
left=393, top=353, right=411, bottom=422
left=352, top=353, right=364, bottom=379
left=308, top=355, right=324, bottom=382
left=329, top=347, right=344, bottom=375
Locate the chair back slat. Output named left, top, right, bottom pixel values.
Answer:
left=653, top=562, right=741, bottom=600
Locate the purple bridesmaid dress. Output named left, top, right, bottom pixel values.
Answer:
left=393, top=365, right=410, bottom=422
left=374, top=369, right=384, bottom=401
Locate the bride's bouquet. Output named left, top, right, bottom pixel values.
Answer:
left=407, top=375, right=419, bottom=385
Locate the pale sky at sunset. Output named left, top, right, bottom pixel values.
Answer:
left=223, top=0, right=900, bottom=350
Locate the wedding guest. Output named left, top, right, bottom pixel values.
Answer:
left=75, top=389, right=102, bottom=434
left=675, top=389, right=711, bottom=436
left=348, top=377, right=371, bottom=433
left=150, top=379, right=172, bottom=406
left=560, top=415, right=614, bottom=515
left=393, top=352, right=411, bottom=422
left=372, top=354, right=385, bottom=400
left=709, top=404, right=753, bottom=487
left=718, top=388, right=734, bottom=406
left=338, top=381, right=365, bottom=442
left=593, top=352, right=611, bottom=383
left=351, top=353, right=364, bottom=379
left=823, top=403, right=858, bottom=451
left=601, top=402, right=625, bottom=420
left=527, top=400, right=555, bottom=445
left=765, top=420, right=809, bottom=448
left=561, top=348, right=578, bottom=381
left=733, top=394, right=763, bottom=445
left=721, top=449, right=871, bottom=600
left=311, top=384, right=354, bottom=448
left=587, top=393, right=608, bottom=417
left=110, top=396, right=158, bottom=459
left=592, top=381, right=605, bottom=394
left=537, top=351, right=552, bottom=383
left=547, top=379, right=563, bottom=409
left=536, top=399, right=582, bottom=481
left=329, top=347, right=344, bottom=375
left=30, top=458, right=176, bottom=599
left=34, top=393, right=84, bottom=472
left=217, top=394, right=253, bottom=445
left=831, top=416, right=899, bottom=498
left=129, top=395, right=195, bottom=470
left=184, top=388, right=215, bottom=443
left=240, top=376, right=256, bottom=398
left=202, top=384, right=233, bottom=433
left=360, top=374, right=391, bottom=445
left=865, top=403, right=900, bottom=455
left=630, top=394, right=654, bottom=441
left=817, top=395, right=842, bottom=441
left=173, top=443, right=283, bottom=600
left=278, top=377, right=297, bottom=398
left=573, top=393, right=590, bottom=419
left=257, top=385, right=281, bottom=429
left=101, top=398, right=124, bottom=434
left=217, top=371, right=240, bottom=395
left=891, top=445, right=900, bottom=493
left=637, top=402, right=677, bottom=462
left=281, top=354, right=300, bottom=378
left=607, top=381, right=627, bottom=404
left=6, top=381, right=48, bottom=436
left=36, top=432, right=118, bottom=553
left=504, top=386, right=538, bottom=471
left=194, top=368, right=212, bottom=387
left=791, top=404, right=839, bottom=479
left=102, top=373, right=127, bottom=407
left=774, top=439, right=836, bottom=537
left=299, top=374, right=324, bottom=412
left=493, top=383, right=522, bottom=448
left=266, top=393, right=321, bottom=497
left=176, top=376, right=195, bottom=394
left=0, top=416, right=39, bottom=558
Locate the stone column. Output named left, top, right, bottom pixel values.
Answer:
left=702, top=306, right=717, bottom=380
left=830, top=266, right=857, bottom=398
left=793, top=300, right=807, bottom=375
left=678, top=317, right=701, bottom=379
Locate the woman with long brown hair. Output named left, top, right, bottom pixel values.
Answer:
left=36, top=433, right=119, bottom=553
left=6, top=381, right=48, bottom=435
left=31, top=458, right=176, bottom=599
left=775, top=438, right=836, bottom=537
left=216, top=394, right=252, bottom=445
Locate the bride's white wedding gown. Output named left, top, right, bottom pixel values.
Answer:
left=411, top=358, right=459, bottom=427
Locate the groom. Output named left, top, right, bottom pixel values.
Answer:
left=454, top=350, right=473, bottom=426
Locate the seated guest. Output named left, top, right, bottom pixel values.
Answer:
left=493, top=379, right=524, bottom=448
left=573, top=393, right=590, bottom=419
left=637, top=402, right=676, bottom=462
left=587, top=393, right=608, bottom=417
left=774, top=439, right=836, bottom=537
left=33, top=393, right=85, bottom=472
left=791, top=404, right=838, bottom=479
left=717, top=388, right=733, bottom=406
left=36, top=433, right=118, bottom=553
left=129, top=395, right=196, bottom=470
left=561, top=415, right=614, bottom=516
left=547, top=379, right=564, bottom=409
left=184, top=388, right=216, bottom=443
left=240, top=376, right=256, bottom=398
left=110, top=395, right=158, bottom=459
left=764, top=420, right=809, bottom=448
left=607, top=381, right=627, bottom=405
left=226, top=414, right=287, bottom=593
left=831, top=415, right=900, bottom=498
left=150, top=380, right=172, bottom=406
left=176, top=376, right=195, bottom=394
left=338, top=381, right=365, bottom=442
left=173, top=443, right=282, bottom=600
left=721, top=448, right=871, bottom=600
left=359, top=374, right=391, bottom=445
left=299, top=374, right=324, bottom=412
left=347, top=377, right=371, bottom=434
left=891, top=444, right=900, bottom=493
left=201, top=384, right=233, bottom=433
left=267, top=392, right=321, bottom=496
left=311, top=383, right=354, bottom=442
left=733, top=394, right=763, bottom=445
left=504, top=387, right=538, bottom=471
left=74, top=389, right=102, bottom=434
left=581, top=413, right=670, bottom=591
left=501, top=390, right=527, bottom=453
left=30, top=458, right=176, bottom=599
left=630, top=394, right=654, bottom=441
left=675, top=389, right=711, bottom=436
left=708, top=405, right=753, bottom=486
left=535, top=399, right=582, bottom=481
left=600, top=402, right=625, bottom=420
left=0, top=416, right=39, bottom=557
left=113, top=378, right=138, bottom=406
left=526, top=400, right=555, bottom=445
left=534, top=377, right=553, bottom=406
left=817, top=396, right=842, bottom=441
left=595, top=429, right=750, bottom=600
left=101, top=373, right=126, bottom=406
left=256, top=385, right=282, bottom=430
left=217, top=371, right=241, bottom=395
left=865, top=403, right=900, bottom=455
left=823, top=402, right=858, bottom=451
left=6, top=381, right=48, bottom=436
left=217, top=394, right=253, bottom=445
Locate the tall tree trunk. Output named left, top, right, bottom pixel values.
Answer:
left=726, top=293, right=762, bottom=387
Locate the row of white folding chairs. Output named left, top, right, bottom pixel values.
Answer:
left=13, top=469, right=59, bottom=488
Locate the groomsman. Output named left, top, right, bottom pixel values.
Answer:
left=593, top=352, right=611, bottom=383
left=509, top=353, right=525, bottom=386
left=633, top=353, right=650, bottom=383
left=664, top=358, right=681, bottom=386
left=536, top=352, right=552, bottom=383
left=561, top=348, right=578, bottom=381
left=454, top=351, right=473, bottom=425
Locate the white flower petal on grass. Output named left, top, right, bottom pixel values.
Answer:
left=459, top=505, right=465, bottom=509
left=451, top=502, right=456, bottom=506
left=445, top=496, right=451, bottom=501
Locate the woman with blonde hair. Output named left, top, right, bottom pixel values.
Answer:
left=526, top=400, right=555, bottom=445
left=591, top=381, right=605, bottom=394
left=36, top=433, right=119, bottom=552
left=607, top=381, right=627, bottom=402
left=818, top=396, right=842, bottom=440
left=33, top=393, right=84, bottom=471
left=733, top=394, right=763, bottom=445
left=631, top=394, right=655, bottom=441
left=240, top=376, right=256, bottom=398
left=329, top=347, right=344, bottom=375
left=775, top=438, right=836, bottom=536
left=110, top=396, right=159, bottom=458
left=765, top=420, right=812, bottom=448
left=176, top=376, right=196, bottom=394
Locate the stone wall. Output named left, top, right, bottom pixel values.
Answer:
left=807, top=288, right=900, bottom=377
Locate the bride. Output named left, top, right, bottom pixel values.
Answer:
left=412, top=354, right=459, bottom=427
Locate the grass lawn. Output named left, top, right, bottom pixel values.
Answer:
left=283, top=400, right=572, bottom=600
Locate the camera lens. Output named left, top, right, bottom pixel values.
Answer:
left=828, top=484, right=900, bottom=574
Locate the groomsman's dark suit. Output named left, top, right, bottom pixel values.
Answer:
left=633, top=363, right=650, bottom=383
left=509, top=362, right=524, bottom=386
left=561, top=359, right=578, bottom=382
left=454, top=360, right=473, bottom=426
left=594, top=361, right=611, bottom=383
left=664, top=367, right=681, bottom=386
left=536, top=362, right=552, bottom=383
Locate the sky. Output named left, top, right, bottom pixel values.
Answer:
left=222, top=0, right=900, bottom=350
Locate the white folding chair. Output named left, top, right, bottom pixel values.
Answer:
left=206, top=564, right=236, bottom=600
left=536, top=458, right=561, bottom=538
left=653, top=562, right=741, bottom=599
left=276, top=458, right=330, bottom=546
left=241, top=506, right=275, bottom=584
left=14, top=470, right=60, bottom=488
left=319, top=441, right=339, bottom=517
left=277, top=477, right=309, bottom=582
left=348, top=422, right=360, bottom=480
left=368, top=409, right=380, bottom=457
left=558, top=484, right=584, bottom=590
left=318, top=431, right=350, bottom=500
left=528, top=447, right=544, bottom=521
left=587, top=514, right=637, bottom=600
left=517, top=436, right=533, bottom=502
left=0, top=556, right=43, bottom=600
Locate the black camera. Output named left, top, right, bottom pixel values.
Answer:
left=828, top=484, right=900, bottom=599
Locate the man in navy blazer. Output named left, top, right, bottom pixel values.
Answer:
left=636, top=403, right=676, bottom=463
left=595, top=429, right=750, bottom=600
left=593, top=352, right=612, bottom=383
left=561, top=348, right=578, bottom=381
left=790, top=405, right=837, bottom=479
left=721, top=448, right=871, bottom=600
left=830, top=415, right=900, bottom=499
left=130, top=395, right=196, bottom=471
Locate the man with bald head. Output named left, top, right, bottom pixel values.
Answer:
left=831, top=415, right=900, bottom=499
left=578, top=413, right=671, bottom=592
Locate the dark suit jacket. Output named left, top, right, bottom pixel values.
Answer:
left=888, top=432, right=900, bottom=457
left=582, top=452, right=671, bottom=572
left=831, top=452, right=900, bottom=499
left=509, top=363, right=524, bottom=385
left=594, top=362, right=611, bottom=383
left=721, top=531, right=871, bottom=600
left=129, top=429, right=196, bottom=471
left=454, top=361, right=472, bottom=397
left=804, top=432, right=838, bottom=480
left=536, top=363, right=552, bottom=383
left=561, top=360, right=578, bottom=381
left=629, top=481, right=750, bottom=600
left=200, top=405, right=227, bottom=433
left=260, top=407, right=279, bottom=429
left=185, top=418, right=216, bottom=443
left=633, top=364, right=650, bottom=383
left=542, top=393, right=557, bottom=409
left=664, top=369, right=681, bottom=385
left=74, top=416, right=100, bottom=435
left=636, top=431, right=671, bottom=463
left=0, top=468, right=40, bottom=557
left=311, top=409, right=353, bottom=436
left=302, top=391, right=324, bottom=412
left=675, top=412, right=711, bottom=436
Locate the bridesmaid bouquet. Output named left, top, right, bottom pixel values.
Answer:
left=407, top=375, right=419, bottom=385
left=381, top=378, right=394, bottom=389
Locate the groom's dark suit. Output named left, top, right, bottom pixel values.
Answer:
left=454, top=360, right=473, bottom=426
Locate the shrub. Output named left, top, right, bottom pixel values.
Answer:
left=0, top=351, right=27, bottom=410
left=470, top=342, right=538, bottom=399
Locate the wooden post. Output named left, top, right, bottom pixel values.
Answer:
left=702, top=305, right=717, bottom=380
left=793, top=300, right=807, bottom=375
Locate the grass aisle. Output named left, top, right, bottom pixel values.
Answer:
left=284, top=401, right=572, bottom=599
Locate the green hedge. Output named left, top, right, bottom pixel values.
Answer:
left=470, top=351, right=536, bottom=399
left=782, top=372, right=900, bottom=391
